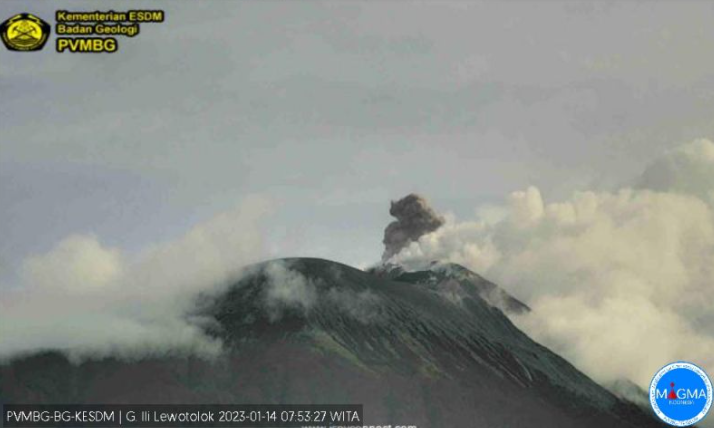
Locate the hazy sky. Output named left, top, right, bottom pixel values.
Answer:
left=3, top=1, right=714, bottom=277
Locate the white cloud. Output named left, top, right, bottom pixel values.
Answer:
left=391, top=139, right=714, bottom=388
left=0, top=196, right=272, bottom=361
left=264, top=261, right=318, bottom=320
left=262, top=260, right=383, bottom=324
left=22, top=235, right=123, bottom=292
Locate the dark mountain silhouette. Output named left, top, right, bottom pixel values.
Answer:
left=0, top=258, right=662, bottom=427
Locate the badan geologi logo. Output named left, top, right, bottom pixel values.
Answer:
left=650, top=361, right=712, bottom=426
left=1, top=13, right=51, bottom=51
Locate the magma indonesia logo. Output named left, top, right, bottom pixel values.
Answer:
left=650, top=361, right=713, bottom=426
left=1, top=13, right=50, bottom=51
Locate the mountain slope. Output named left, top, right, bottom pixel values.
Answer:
left=1, top=258, right=661, bottom=427
left=391, top=261, right=530, bottom=314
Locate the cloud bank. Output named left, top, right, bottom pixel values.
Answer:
left=390, top=139, right=714, bottom=389
left=0, top=196, right=271, bottom=362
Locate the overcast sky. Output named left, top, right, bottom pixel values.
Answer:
left=2, top=1, right=714, bottom=278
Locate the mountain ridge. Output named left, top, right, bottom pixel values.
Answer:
left=1, top=257, right=662, bottom=427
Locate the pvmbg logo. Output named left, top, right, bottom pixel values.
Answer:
left=0, top=13, right=50, bottom=51
left=650, top=361, right=712, bottom=426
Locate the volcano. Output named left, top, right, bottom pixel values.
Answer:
left=0, top=258, right=662, bottom=427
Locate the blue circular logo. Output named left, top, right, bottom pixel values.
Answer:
left=650, top=362, right=712, bottom=426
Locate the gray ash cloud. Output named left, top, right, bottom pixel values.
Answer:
left=382, top=194, right=445, bottom=262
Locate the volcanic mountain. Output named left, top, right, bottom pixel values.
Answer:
left=0, top=258, right=662, bottom=427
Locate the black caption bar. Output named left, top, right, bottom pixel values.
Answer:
left=2, top=405, right=364, bottom=427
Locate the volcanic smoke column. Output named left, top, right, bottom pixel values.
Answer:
left=382, top=194, right=445, bottom=262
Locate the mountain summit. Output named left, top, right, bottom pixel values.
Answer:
left=372, top=260, right=530, bottom=315
left=1, top=258, right=660, bottom=427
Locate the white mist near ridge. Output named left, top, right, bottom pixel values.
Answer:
left=0, top=196, right=271, bottom=361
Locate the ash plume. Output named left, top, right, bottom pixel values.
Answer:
left=382, top=194, right=445, bottom=262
